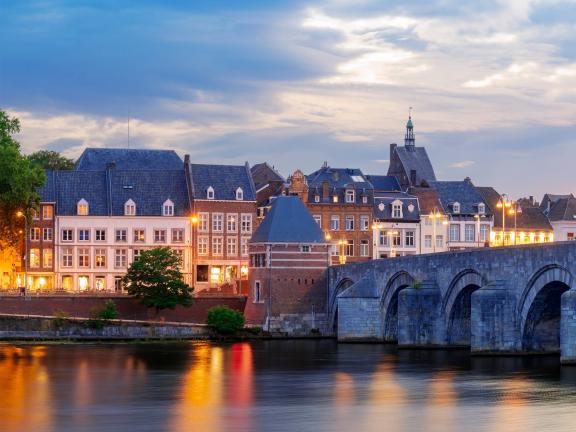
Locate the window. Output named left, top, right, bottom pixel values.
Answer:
left=61, top=276, right=73, bottom=291
left=212, top=237, right=223, bottom=256
left=392, top=203, right=402, bottom=218
left=379, top=230, right=388, bottom=246
left=330, top=215, right=340, bottom=231
left=78, top=248, right=90, bottom=268
left=197, top=265, right=209, bottom=282
left=43, top=228, right=53, bottom=242
left=133, top=249, right=144, bottom=261
left=95, top=249, right=106, bottom=268
left=162, top=199, right=174, bottom=216
left=345, top=189, right=355, bottom=203
left=241, top=214, right=252, bottom=233
left=124, top=199, right=136, bottom=216
left=207, top=186, right=215, bottom=200
left=436, top=235, right=444, bottom=248
left=478, top=203, right=485, bottom=215
left=198, top=213, right=209, bottom=232
left=115, top=249, right=127, bottom=268
left=345, top=240, right=354, bottom=256
left=227, top=214, right=237, bottom=232
left=332, top=195, right=339, bottom=203
left=198, top=237, right=209, bottom=255
left=313, top=215, right=322, bottom=226
left=425, top=235, right=432, bottom=248
left=30, top=227, right=40, bottom=241
left=449, top=224, right=460, bottom=242
left=425, top=217, right=432, bottom=226
left=115, top=229, right=127, bottom=242
left=77, top=199, right=89, bottom=215
left=314, top=195, right=320, bottom=203
left=345, top=216, right=354, bottom=231
left=154, top=229, right=166, bottom=243
left=213, top=213, right=223, bottom=232
left=393, top=232, right=401, bottom=247
left=480, top=224, right=489, bottom=242
left=360, top=215, right=369, bottom=231
left=114, top=277, right=124, bottom=293
left=78, top=229, right=90, bottom=242
left=78, top=276, right=90, bottom=291
left=95, top=229, right=106, bottom=241
left=405, top=231, right=415, bottom=247
left=30, top=249, right=40, bottom=267
left=62, top=248, right=73, bottom=267
left=42, top=205, right=53, bottom=220
left=360, top=240, right=369, bottom=257
left=43, top=250, right=53, bottom=268
left=465, top=224, right=475, bottom=242
left=301, top=245, right=311, bottom=253
left=172, top=228, right=184, bottom=243
left=254, top=281, right=262, bottom=303
left=362, top=196, right=368, bottom=204
left=31, top=209, right=39, bottom=220
left=236, top=187, right=244, bottom=200
left=453, top=202, right=460, bottom=214
left=62, top=229, right=73, bottom=242
left=241, top=237, right=249, bottom=256
left=227, top=237, right=237, bottom=256
left=95, top=277, right=106, bottom=291
left=252, top=253, right=267, bottom=267
left=134, top=229, right=145, bottom=242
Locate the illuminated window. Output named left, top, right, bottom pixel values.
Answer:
left=78, top=276, right=89, bottom=291
left=95, top=277, right=106, bottom=291
left=77, top=199, right=89, bottom=216
left=42, top=250, right=53, bottom=268
left=42, top=205, right=53, bottom=220
left=134, top=229, right=145, bottom=242
left=95, top=249, right=106, bottom=267
left=30, top=249, right=40, bottom=267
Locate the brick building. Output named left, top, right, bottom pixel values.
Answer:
left=250, top=162, right=285, bottom=220
left=244, top=196, right=330, bottom=332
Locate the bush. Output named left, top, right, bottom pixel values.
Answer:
left=53, top=309, right=69, bottom=328
left=98, top=300, right=118, bottom=320
left=207, top=306, right=245, bottom=335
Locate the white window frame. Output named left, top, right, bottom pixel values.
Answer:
left=162, top=199, right=174, bottom=217
left=345, top=189, right=355, bottom=203
left=227, top=237, right=237, bottom=256
left=212, top=237, right=223, bottom=256
left=77, top=199, right=89, bottom=216
left=198, top=236, right=209, bottom=255
left=227, top=214, right=238, bottom=233
left=236, top=187, right=244, bottom=201
left=207, top=186, right=215, bottom=200
left=241, top=214, right=252, bottom=234
left=124, top=199, right=136, bottom=216
left=198, top=213, right=209, bottom=232
left=213, top=213, right=224, bottom=232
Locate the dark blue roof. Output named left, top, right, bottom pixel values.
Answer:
left=55, top=171, right=109, bottom=216
left=75, top=148, right=183, bottom=171
left=190, top=163, right=256, bottom=201
left=39, top=170, right=57, bottom=202
left=430, top=180, right=490, bottom=215
left=251, top=196, right=326, bottom=243
left=306, top=166, right=374, bottom=204
left=373, top=191, right=420, bottom=221
left=366, top=175, right=401, bottom=192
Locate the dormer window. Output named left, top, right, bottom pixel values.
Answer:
left=207, top=186, right=215, bottom=200
left=453, top=202, right=461, bottom=214
left=392, top=200, right=403, bottom=218
left=314, top=195, right=320, bottom=203
left=236, top=187, right=244, bottom=201
left=362, top=196, right=368, bottom=204
left=124, top=199, right=136, bottom=216
left=478, top=203, right=485, bottom=214
left=333, top=195, right=339, bottom=203
left=345, top=189, right=355, bottom=203
left=163, top=199, right=174, bottom=216
left=77, top=199, right=89, bottom=216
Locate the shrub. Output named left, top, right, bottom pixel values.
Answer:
left=207, top=306, right=245, bottom=335
left=53, top=309, right=69, bottom=328
left=97, top=300, right=118, bottom=320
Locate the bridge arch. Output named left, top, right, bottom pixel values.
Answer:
left=381, top=271, right=414, bottom=342
left=519, top=265, right=573, bottom=352
left=443, top=270, right=486, bottom=346
left=331, top=278, right=355, bottom=335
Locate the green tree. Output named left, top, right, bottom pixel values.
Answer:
left=28, top=150, right=75, bottom=170
left=123, top=247, right=193, bottom=313
left=207, top=305, right=245, bottom=335
left=0, top=110, right=45, bottom=246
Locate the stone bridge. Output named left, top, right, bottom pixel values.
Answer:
left=328, top=242, right=576, bottom=363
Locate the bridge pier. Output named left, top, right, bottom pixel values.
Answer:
left=561, top=289, right=576, bottom=364
left=471, top=281, right=520, bottom=354
left=398, top=281, right=443, bottom=347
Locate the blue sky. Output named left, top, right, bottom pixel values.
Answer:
left=1, top=0, right=576, bottom=198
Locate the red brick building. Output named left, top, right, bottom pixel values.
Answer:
left=244, top=196, right=330, bottom=333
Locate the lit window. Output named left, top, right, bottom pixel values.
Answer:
left=43, top=250, right=53, bottom=268
left=77, top=199, right=89, bottom=216
left=314, top=195, right=320, bottom=203
left=134, top=229, right=145, bottom=242
left=95, top=249, right=106, bottom=268
left=333, top=195, right=339, bottom=203
left=30, top=249, right=40, bottom=267
left=42, top=205, right=53, bottom=220
left=124, top=199, right=136, bottom=216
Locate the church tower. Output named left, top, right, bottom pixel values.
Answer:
left=404, top=109, right=415, bottom=151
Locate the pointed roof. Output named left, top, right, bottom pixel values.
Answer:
left=251, top=196, right=326, bottom=243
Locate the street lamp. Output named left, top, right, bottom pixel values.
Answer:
left=16, top=211, right=27, bottom=294
left=496, top=195, right=512, bottom=246
left=337, top=240, right=348, bottom=264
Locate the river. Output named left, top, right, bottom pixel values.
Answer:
left=1, top=340, right=575, bottom=431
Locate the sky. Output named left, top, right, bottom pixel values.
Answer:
left=1, top=0, right=576, bottom=199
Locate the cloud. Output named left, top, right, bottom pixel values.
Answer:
left=449, top=160, right=475, bottom=168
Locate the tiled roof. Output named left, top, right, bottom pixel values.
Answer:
left=251, top=196, right=326, bottom=243
left=373, top=191, right=420, bottom=221
left=39, top=170, right=57, bottom=202
left=540, top=193, right=574, bottom=213
left=430, top=179, right=490, bottom=215
left=365, top=175, right=401, bottom=192
left=548, top=197, right=576, bottom=222
left=408, top=187, right=445, bottom=215
left=306, top=166, right=373, bottom=204
left=190, top=163, right=256, bottom=201
left=476, top=186, right=551, bottom=230
left=394, top=146, right=437, bottom=184
left=250, top=162, right=285, bottom=190
left=55, top=171, right=109, bottom=216
left=75, top=148, right=183, bottom=171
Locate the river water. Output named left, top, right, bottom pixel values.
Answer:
left=1, top=340, right=576, bottom=432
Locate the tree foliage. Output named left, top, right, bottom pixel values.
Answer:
left=207, top=305, right=245, bottom=335
left=29, top=150, right=75, bottom=170
left=0, top=110, right=45, bottom=246
left=123, top=247, right=193, bottom=312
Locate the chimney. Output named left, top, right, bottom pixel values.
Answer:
left=183, top=154, right=194, bottom=213
left=322, top=181, right=329, bottom=200
left=410, top=169, right=417, bottom=186
left=529, top=195, right=534, bottom=205
left=464, top=176, right=472, bottom=184
left=390, top=143, right=397, bottom=160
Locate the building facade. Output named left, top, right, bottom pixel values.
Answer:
left=541, top=194, right=576, bottom=242
left=409, top=187, right=449, bottom=254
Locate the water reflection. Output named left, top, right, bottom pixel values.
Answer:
left=0, top=342, right=576, bottom=431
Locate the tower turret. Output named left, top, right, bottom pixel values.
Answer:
left=405, top=107, right=415, bottom=151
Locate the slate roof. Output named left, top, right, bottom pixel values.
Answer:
left=394, top=146, right=437, bottom=184
left=190, top=163, right=256, bottom=201
left=430, top=179, right=490, bottom=215
left=476, top=186, right=552, bottom=230
left=250, top=196, right=326, bottom=243
left=251, top=162, right=285, bottom=190
left=373, top=191, right=420, bottom=221
left=365, top=175, right=401, bottom=192
left=408, top=187, right=445, bottom=215
left=540, top=193, right=574, bottom=213
left=75, top=148, right=183, bottom=171
left=55, top=171, right=109, bottom=216
left=547, top=197, right=576, bottom=222
left=306, top=166, right=373, bottom=204
left=39, top=170, right=57, bottom=202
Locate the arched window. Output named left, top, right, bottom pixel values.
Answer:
left=207, top=186, right=215, bottom=200
left=77, top=199, right=89, bottom=216
left=453, top=202, right=461, bottom=214
left=391, top=200, right=403, bottom=218
left=124, top=199, right=136, bottom=216
left=478, top=203, right=485, bottom=214
left=163, top=199, right=174, bottom=216
left=236, top=187, right=244, bottom=201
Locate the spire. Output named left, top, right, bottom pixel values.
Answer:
left=405, top=107, right=415, bottom=150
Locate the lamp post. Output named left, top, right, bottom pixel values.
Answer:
left=507, top=203, right=519, bottom=245
left=496, top=195, right=512, bottom=246
left=16, top=211, right=27, bottom=294
left=337, top=240, right=348, bottom=264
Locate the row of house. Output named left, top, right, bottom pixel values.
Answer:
left=5, top=148, right=257, bottom=293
